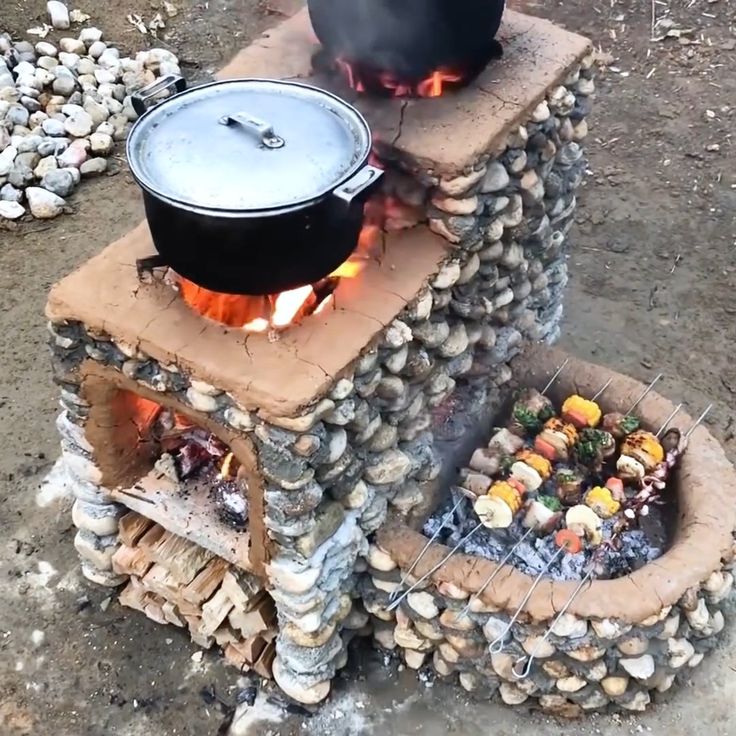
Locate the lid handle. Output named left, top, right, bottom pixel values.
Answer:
left=132, top=74, right=187, bottom=118
left=219, top=112, right=285, bottom=149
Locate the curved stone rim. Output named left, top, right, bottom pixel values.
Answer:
left=378, top=345, right=736, bottom=623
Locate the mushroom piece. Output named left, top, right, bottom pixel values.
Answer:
left=565, top=504, right=603, bottom=546
left=474, top=494, right=514, bottom=529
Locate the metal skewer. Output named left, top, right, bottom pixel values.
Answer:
left=590, top=377, right=613, bottom=402
left=388, top=494, right=465, bottom=603
left=683, top=403, right=712, bottom=440
left=656, top=403, right=682, bottom=438
left=385, top=522, right=484, bottom=613
left=488, top=536, right=579, bottom=654
left=458, top=527, right=535, bottom=619
left=512, top=568, right=594, bottom=679
left=541, top=357, right=570, bottom=395
left=625, top=373, right=663, bottom=415
left=386, top=361, right=571, bottom=608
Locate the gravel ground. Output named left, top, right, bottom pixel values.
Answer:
left=1, top=0, right=735, bottom=734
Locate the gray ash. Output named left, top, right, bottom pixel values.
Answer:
left=212, top=479, right=248, bottom=531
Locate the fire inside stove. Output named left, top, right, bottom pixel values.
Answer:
left=176, top=193, right=419, bottom=331
left=126, top=393, right=248, bottom=530
left=335, top=58, right=465, bottom=98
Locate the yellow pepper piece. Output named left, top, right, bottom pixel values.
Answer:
left=584, top=486, right=621, bottom=519
left=562, top=394, right=602, bottom=428
left=515, top=450, right=552, bottom=480
left=489, top=481, right=522, bottom=514
left=622, top=430, right=664, bottom=466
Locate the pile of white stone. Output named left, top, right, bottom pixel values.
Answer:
left=0, top=9, right=180, bottom=221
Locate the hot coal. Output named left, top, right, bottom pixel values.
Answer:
left=423, top=491, right=663, bottom=581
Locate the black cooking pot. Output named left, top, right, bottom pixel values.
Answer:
left=307, top=0, right=506, bottom=83
left=126, top=75, right=383, bottom=295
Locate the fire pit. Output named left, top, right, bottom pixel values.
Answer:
left=371, top=345, right=736, bottom=715
left=46, top=5, right=596, bottom=705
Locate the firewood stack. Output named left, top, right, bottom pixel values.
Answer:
left=113, top=512, right=277, bottom=677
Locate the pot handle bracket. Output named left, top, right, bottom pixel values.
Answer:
left=132, top=74, right=187, bottom=118
left=332, top=165, right=384, bottom=209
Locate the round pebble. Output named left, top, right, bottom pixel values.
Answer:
left=41, top=168, right=77, bottom=197
left=0, top=200, right=25, bottom=220
left=26, top=186, right=66, bottom=218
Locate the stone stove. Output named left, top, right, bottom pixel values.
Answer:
left=45, top=6, right=601, bottom=706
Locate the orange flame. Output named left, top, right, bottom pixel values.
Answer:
left=336, top=59, right=464, bottom=98
left=178, top=234, right=374, bottom=332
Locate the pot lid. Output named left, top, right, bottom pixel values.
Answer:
left=126, top=79, right=372, bottom=213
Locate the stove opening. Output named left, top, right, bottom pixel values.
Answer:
left=117, top=391, right=249, bottom=532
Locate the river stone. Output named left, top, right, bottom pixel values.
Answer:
left=58, top=139, right=89, bottom=168
left=481, top=161, right=510, bottom=193
left=6, top=105, right=30, bottom=127
left=364, top=449, right=412, bottom=485
left=52, top=74, right=77, bottom=97
left=26, top=187, right=65, bottom=219
left=539, top=694, right=582, bottom=718
left=367, top=544, right=395, bottom=572
left=704, top=571, right=734, bottom=603
left=521, top=635, right=555, bottom=658
left=394, top=626, right=432, bottom=652
left=73, top=530, right=117, bottom=570
left=499, top=682, right=528, bottom=705
left=600, top=675, right=628, bottom=697
left=80, top=27, right=104, bottom=44
left=542, top=660, right=571, bottom=679
left=620, top=690, right=651, bottom=712
left=47, top=0, right=70, bottom=28
left=84, top=98, right=110, bottom=127
left=667, top=637, right=695, bottom=668
left=80, top=157, right=107, bottom=176
left=273, top=658, right=330, bottom=705
left=294, top=502, right=344, bottom=558
left=617, top=636, right=649, bottom=656
left=567, top=644, right=605, bottom=662
left=33, top=155, right=58, bottom=179
left=620, top=654, right=655, bottom=680
left=556, top=675, right=586, bottom=693
left=550, top=613, right=587, bottom=638
left=41, top=168, right=77, bottom=197
left=0, top=183, right=22, bottom=203
left=685, top=597, right=710, bottom=630
left=0, top=201, right=25, bottom=220
left=64, top=109, right=93, bottom=138
left=406, top=591, right=439, bottom=620
left=591, top=618, right=631, bottom=640
left=438, top=167, right=486, bottom=197
left=71, top=500, right=123, bottom=536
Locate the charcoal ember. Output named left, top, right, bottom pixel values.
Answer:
left=212, top=479, right=248, bottom=530
left=174, top=441, right=212, bottom=479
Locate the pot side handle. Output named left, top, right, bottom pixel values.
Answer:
left=132, top=74, right=187, bottom=118
left=331, top=165, right=384, bottom=208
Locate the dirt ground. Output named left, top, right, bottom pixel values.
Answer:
left=1, top=0, right=735, bottom=734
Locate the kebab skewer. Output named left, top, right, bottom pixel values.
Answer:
left=488, top=529, right=583, bottom=654
left=511, top=404, right=710, bottom=678
left=386, top=360, right=570, bottom=605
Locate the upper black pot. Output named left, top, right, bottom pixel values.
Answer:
left=308, top=0, right=506, bottom=84
left=126, top=75, right=383, bottom=296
